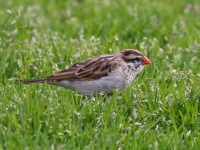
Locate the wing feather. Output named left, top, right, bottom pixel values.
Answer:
left=45, top=55, right=118, bottom=81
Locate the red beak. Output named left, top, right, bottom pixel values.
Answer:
left=142, top=56, right=151, bottom=65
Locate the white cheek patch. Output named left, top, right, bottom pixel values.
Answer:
left=128, top=62, right=142, bottom=71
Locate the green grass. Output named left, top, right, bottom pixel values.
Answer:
left=0, top=0, right=200, bottom=149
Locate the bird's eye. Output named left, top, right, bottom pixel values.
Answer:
left=132, top=57, right=141, bottom=62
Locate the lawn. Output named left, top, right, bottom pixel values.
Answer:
left=0, top=0, right=200, bottom=149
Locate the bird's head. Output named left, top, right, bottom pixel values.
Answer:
left=120, top=49, right=151, bottom=74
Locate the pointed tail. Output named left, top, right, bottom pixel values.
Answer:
left=15, top=79, right=45, bottom=84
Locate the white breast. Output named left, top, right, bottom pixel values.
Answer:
left=50, top=66, right=142, bottom=96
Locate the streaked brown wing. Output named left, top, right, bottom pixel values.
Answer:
left=45, top=55, right=118, bottom=81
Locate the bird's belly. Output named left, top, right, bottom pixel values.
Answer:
left=54, top=74, right=130, bottom=96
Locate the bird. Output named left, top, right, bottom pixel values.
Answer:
left=17, top=49, right=151, bottom=97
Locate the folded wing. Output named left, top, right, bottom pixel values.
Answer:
left=44, top=55, right=118, bottom=82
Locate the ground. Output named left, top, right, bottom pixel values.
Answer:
left=0, top=0, right=200, bottom=149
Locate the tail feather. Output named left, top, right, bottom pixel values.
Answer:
left=15, top=79, right=45, bottom=84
